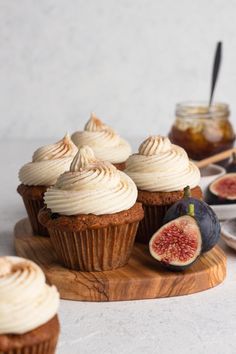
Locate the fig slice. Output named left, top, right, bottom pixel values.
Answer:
left=149, top=215, right=202, bottom=270
left=209, top=173, right=236, bottom=201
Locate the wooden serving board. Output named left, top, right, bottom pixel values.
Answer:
left=14, top=218, right=226, bottom=302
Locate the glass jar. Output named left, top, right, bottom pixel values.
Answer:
left=169, top=102, right=235, bottom=161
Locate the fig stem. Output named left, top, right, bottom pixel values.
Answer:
left=184, top=186, right=191, bottom=198
left=188, top=203, right=195, bottom=217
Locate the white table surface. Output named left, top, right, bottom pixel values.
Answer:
left=1, top=139, right=236, bottom=354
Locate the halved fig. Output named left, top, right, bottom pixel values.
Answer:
left=207, top=173, right=236, bottom=204
left=149, top=215, right=202, bottom=271
left=165, top=186, right=221, bottom=253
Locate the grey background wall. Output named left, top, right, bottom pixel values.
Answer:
left=1, top=0, right=236, bottom=140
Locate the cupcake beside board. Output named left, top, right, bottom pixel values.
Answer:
left=39, top=145, right=144, bottom=271
left=17, top=134, right=77, bottom=236
left=0, top=256, right=60, bottom=354
left=125, top=136, right=202, bottom=243
left=71, top=113, right=132, bottom=170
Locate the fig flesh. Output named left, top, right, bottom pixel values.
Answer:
left=164, top=186, right=220, bottom=253
left=207, top=173, right=236, bottom=204
left=149, top=215, right=202, bottom=271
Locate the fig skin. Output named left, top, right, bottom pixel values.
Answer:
left=149, top=215, right=202, bottom=271
left=157, top=259, right=198, bottom=272
left=163, top=187, right=221, bottom=253
left=206, top=173, right=236, bottom=205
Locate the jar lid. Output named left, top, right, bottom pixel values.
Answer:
left=176, top=101, right=229, bottom=119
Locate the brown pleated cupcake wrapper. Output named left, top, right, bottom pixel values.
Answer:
left=48, top=221, right=139, bottom=271
left=136, top=204, right=170, bottom=244
left=21, top=196, right=49, bottom=237
left=1, top=336, right=58, bottom=354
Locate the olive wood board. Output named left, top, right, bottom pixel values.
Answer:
left=14, top=218, right=226, bottom=302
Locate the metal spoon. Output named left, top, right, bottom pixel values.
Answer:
left=209, top=41, right=222, bottom=107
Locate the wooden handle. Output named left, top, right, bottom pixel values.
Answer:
left=194, top=147, right=236, bottom=168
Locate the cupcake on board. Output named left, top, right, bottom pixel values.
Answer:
left=125, top=135, right=202, bottom=243
left=0, top=256, right=60, bottom=354
left=71, top=113, right=131, bottom=170
left=17, top=133, right=78, bottom=236
left=39, top=145, right=144, bottom=271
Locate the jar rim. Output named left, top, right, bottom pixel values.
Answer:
left=176, top=101, right=229, bottom=119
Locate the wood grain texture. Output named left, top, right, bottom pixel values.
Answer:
left=14, top=218, right=227, bottom=302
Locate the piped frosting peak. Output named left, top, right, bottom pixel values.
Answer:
left=33, top=133, right=77, bottom=162
left=125, top=135, right=200, bottom=192
left=44, top=146, right=137, bottom=215
left=70, top=145, right=97, bottom=171
left=139, top=136, right=172, bottom=156
left=19, top=133, right=78, bottom=186
left=84, top=113, right=113, bottom=133
left=0, top=256, right=59, bottom=335
left=71, top=114, right=131, bottom=164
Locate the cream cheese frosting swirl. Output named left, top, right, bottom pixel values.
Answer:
left=44, top=145, right=137, bottom=215
left=19, top=133, right=78, bottom=186
left=71, top=113, right=132, bottom=163
left=0, top=256, right=59, bottom=335
left=125, top=136, right=200, bottom=192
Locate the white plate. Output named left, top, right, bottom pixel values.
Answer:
left=211, top=204, right=236, bottom=221
left=221, top=218, right=236, bottom=250
left=199, top=164, right=225, bottom=196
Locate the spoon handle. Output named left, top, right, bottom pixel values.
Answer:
left=209, top=42, right=222, bottom=107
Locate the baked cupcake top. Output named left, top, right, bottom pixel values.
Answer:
left=125, top=136, right=200, bottom=192
left=44, top=145, right=137, bottom=215
left=71, top=113, right=131, bottom=163
left=0, top=256, right=59, bottom=335
left=19, top=133, right=78, bottom=186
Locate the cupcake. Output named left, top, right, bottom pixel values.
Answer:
left=0, top=256, right=60, bottom=354
left=17, top=134, right=78, bottom=236
left=71, top=113, right=131, bottom=170
left=125, top=136, right=202, bottom=244
left=39, top=146, right=144, bottom=271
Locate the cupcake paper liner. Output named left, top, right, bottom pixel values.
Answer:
left=0, top=316, right=59, bottom=354
left=21, top=195, right=49, bottom=237
left=136, top=204, right=170, bottom=244
left=17, top=184, right=49, bottom=237
left=48, top=222, right=139, bottom=271
left=0, top=338, right=58, bottom=354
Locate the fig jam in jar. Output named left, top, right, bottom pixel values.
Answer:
left=169, top=102, right=235, bottom=160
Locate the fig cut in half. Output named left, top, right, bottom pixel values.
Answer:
left=149, top=214, right=202, bottom=271
left=208, top=173, right=236, bottom=204
left=164, top=186, right=221, bottom=253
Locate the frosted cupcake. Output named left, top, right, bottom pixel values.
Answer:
left=17, top=134, right=77, bottom=236
left=125, top=136, right=202, bottom=243
left=71, top=113, right=131, bottom=170
left=39, top=146, right=144, bottom=271
left=0, top=256, right=60, bottom=354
